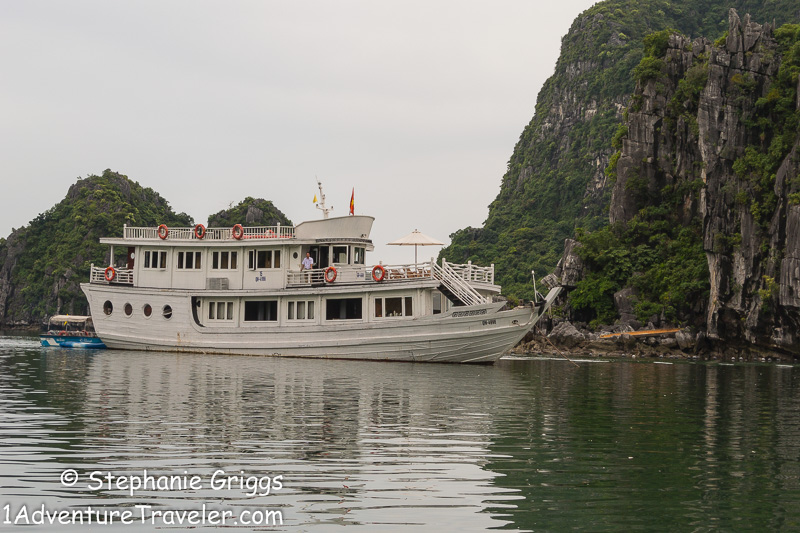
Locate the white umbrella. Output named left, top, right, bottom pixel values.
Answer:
left=387, top=229, right=445, bottom=264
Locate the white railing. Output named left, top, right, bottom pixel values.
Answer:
left=123, top=224, right=295, bottom=241
left=433, top=262, right=486, bottom=306
left=89, top=265, right=134, bottom=284
left=441, top=259, right=494, bottom=285
left=286, top=261, right=436, bottom=286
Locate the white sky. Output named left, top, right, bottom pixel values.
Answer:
left=0, top=0, right=597, bottom=265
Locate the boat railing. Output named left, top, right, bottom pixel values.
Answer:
left=286, top=261, right=436, bottom=286
left=123, top=224, right=295, bottom=241
left=441, top=259, right=494, bottom=285
left=89, top=265, right=134, bottom=285
left=433, top=261, right=487, bottom=306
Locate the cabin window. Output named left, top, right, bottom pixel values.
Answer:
left=248, top=250, right=281, bottom=269
left=353, top=247, right=366, bottom=265
left=288, top=300, right=315, bottom=320
left=244, top=300, right=278, bottom=321
left=143, top=250, right=168, bottom=269
left=211, top=251, right=238, bottom=270
left=208, top=300, right=234, bottom=321
left=332, top=246, right=349, bottom=264
left=326, top=298, right=362, bottom=320
left=433, top=292, right=443, bottom=315
left=177, top=251, right=202, bottom=270
left=375, top=296, right=413, bottom=318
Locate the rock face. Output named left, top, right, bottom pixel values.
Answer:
left=605, top=10, right=800, bottom=354
left=0, top=170, right=194, bottom=327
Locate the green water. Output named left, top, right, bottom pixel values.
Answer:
left=1, top=335, right=798, bottom=531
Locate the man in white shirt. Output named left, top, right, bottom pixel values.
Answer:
left=301, top=252, right=314, bottom=282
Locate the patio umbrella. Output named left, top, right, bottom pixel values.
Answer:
left=387, top=229, right=445, bottom=264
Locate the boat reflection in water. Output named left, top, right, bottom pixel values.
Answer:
left=3, top=344, right=527, bottom=530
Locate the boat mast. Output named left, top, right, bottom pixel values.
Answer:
left=315, top=179, right=333, bottom=219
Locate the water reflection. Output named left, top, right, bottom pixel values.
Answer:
left=1, top=336, right=799, bottom=531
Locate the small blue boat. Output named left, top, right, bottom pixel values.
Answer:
left=40, top=315, right=106, bottom=349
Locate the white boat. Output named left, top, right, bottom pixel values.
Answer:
left=81, top=190, right=561, bottom=363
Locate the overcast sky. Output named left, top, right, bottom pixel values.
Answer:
left=1, top=0, right=597, bottom=265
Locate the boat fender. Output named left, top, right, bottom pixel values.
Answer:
left=104, top=266, right=116, bottom=282
left=157, top=224, right=169, bottom=239
left=194, top=224, right=206, bottom=239
left=324, top=266, right=337, bottom=283
left=232, top=224, right=244, bottom=240
left=372, top=265, right=386, bottom=282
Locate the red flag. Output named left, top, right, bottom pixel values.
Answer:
left=349, top=188, right=354, bottom=215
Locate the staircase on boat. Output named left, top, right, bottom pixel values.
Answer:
left=433, top=261, right=488, bottom=306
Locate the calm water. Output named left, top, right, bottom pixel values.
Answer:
left=1, top=334, right=799, bottom=531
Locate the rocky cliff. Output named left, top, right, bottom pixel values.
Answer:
left=0, top=170, right=193, bottom=326
left=591, top=11, right=800, bottom=355
left=440, top=0, right=800, bottom=300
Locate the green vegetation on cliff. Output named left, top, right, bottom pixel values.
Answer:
left=440, top=0, right=800, bottom=300
left=207, top=197, right=292, bottom=228
left=0, top=170, right=192, bottom=322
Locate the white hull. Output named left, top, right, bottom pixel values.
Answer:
left=82, top=284, right=544, bottom=364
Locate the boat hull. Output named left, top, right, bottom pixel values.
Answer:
left=81, top=284, right=543, bottom=363
left=40, top=335, right=107, bottom=349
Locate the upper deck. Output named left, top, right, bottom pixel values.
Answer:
left=102, top=215, right=376, bottom=247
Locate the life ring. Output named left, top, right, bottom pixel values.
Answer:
left=104, top=266, right=116, bottom=282
left=157, top=224, right=169, bottom=239
left=232, top=224, right=244, bottom=240
left=324, top=266, right=337, bottom=283
left=194, top=224, right=206, bottom=239
left=372, top=265, right=386, bottom=282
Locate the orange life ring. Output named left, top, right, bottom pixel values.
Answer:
left=194, top=224, right=206, bottom=239
left=157, top=224, right=169, bottom=239
left=324, top=266, right=337, bottom=283
left=232, top=224, right=244, bottom=240
left=104, top=266, right=116, bottom=282
left=372, top=265, right=386, bottom=282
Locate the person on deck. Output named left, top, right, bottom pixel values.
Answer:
left=301, top=252, right=314, bottom=282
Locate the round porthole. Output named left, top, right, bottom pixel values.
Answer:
left=124, top=303, right=133, bottom=316
left=103, top=301, right=113, bottom=315
left=143, top=304, right=152, bottom=317
left=293, top=252, right=298, bottom=259
left=163, top=305, right=173, bottom=319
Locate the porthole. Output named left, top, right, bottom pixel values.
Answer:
left=124, top=303, right=133, bottom=316
left=293, top=252, right=298, bottom=259
left=163, top=305, right=173, bottom=319
left=143, top=304, right=152, bottom=317
left=103, top=301, right=113, bottom=315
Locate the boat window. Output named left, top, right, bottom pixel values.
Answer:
left=212, top=251, right=238, bottom=270
left=143, top=250, right=168, bottom=269
left=143, top=304, right=152, bottom=318
left=177, top=251, right=202, bottom=270
left=353, top=247, right=365, bottom=265
left=124, top=303, right=133, bottom=316
left=332, top=246, right=349, bottom=264
left=374, top=296, right=413, bottom=318
left=208, top=300, right=234, bottom=321
left=433, top=292, right=442, bottom=315
left=103, top=301, right=113, bottom=315
left=287, top=300, right=315, bottom=320
left=326, top=298, right=362, bottom=320
left=163, top=305, right=172, bottom=319
left=244, top=300, right=278, bottom=321
left=248, top=250, right=281, bottom=270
